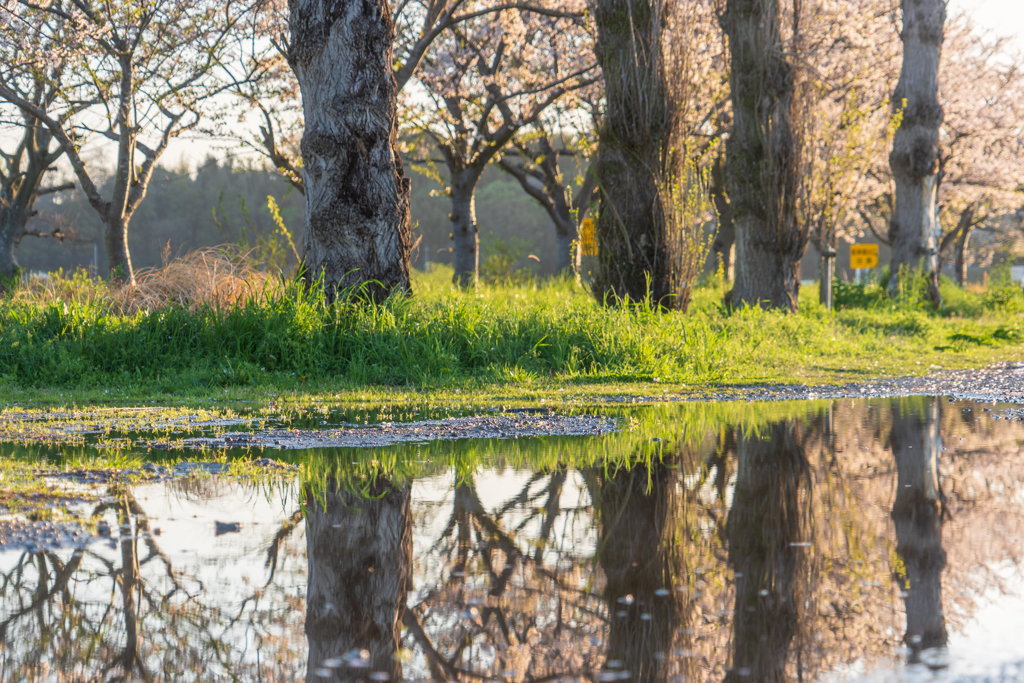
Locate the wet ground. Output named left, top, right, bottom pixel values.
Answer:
left=3, top=396, right=1024, bottom=682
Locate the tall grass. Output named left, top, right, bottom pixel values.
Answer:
left=1, top=250, right=1021, bottom=393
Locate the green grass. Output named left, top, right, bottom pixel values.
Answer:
left=0, top=263, right=1021, bottom=405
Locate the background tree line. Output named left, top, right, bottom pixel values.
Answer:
left=2, top=0, right=1024, bottom=308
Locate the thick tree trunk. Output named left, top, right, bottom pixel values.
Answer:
left=288, top=0, right=412, bottom=301
left=710, top=152, right=735, bottom=281
left=889, top=398, right=947, bottom=661
left=725, top=421, right=809, bottom=683
left=104, top=215, right=135, bottom=284
left=721, top=0, right=809, bottom=311
left=449, top=171, right=480, bottom=288
left=304, top=479, right=412, bottom=682
left=888, top=0, right=945, bottom=305
left=591, top=458, right=686, bottom=683
left=592, top=0, right=673, bottom=308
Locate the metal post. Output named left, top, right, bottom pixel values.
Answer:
left=820, top=248, right=836, bottom=310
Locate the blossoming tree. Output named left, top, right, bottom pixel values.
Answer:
left=0, top=0, right=266, bottom=283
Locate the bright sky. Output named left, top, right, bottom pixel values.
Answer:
left=950, top=0, right=1024, bottom=50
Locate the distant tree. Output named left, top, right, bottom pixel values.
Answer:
left=412, top=0, right=596, bottom=287
left=496, top=130, right=597, bottom=276
left=0, top=0, right=264, bottom=283
left=842, top=10, right=1024, bottom=288
left=0, top=10, right=78, bottom=283
left=0, top=107, right=74, bottom=284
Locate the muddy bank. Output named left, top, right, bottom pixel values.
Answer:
left=156, top=413, right=617, bottom=451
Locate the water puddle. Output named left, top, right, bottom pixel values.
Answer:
left=2, top=397, right=1024, bottom=681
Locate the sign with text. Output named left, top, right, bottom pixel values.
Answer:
left=580, top=218, right=598, bottom=256
left=850, top=243, right=879, bottom=269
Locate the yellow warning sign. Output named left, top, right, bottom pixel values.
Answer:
left=850, top=243, right=879, bottom=269
left=580, top=218, right=598, bottom=256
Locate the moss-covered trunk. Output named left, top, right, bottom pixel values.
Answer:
left=721, top=0, right=809, bottom=311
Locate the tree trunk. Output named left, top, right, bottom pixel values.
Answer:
left=555, top=229, right=576, bottom=276
left=888, top=0, right=945, bottom=306
left=104, top=214, right=135, bottom=284
left=449, top=171, right=480, bottom=288
left=592, top=0, right=673, bottom=308
left=304, top=479, right=412, bottom=682
left=117, top=502, right=142, bottom=677
left=288, top=0, right=412, bottom=301
left=710, top=152, right=735, bottom=281
left=724, top=420, right=809, bottom=683
left=954, top=222, right=972, bottom=286
left=0, top=205, right=25, bottom=284
left=889, top=397, right=947, bottom=661
left=721, top=0, right=809, bottom=311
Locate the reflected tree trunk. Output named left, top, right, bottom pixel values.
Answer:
left=725, top=421, right=810, bottom=683
left=590, top=458, right=686, bottom=683
left=304, top=479, right=413, bottom=682
left=889, top=398, right=947, bottom=660
left=118, top=503, right=142, bottom=677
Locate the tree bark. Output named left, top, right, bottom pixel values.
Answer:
left=449, top=169, right=481, bottom=288
left=304, top=479, right=412, bottom=682
left=888, top=0, right=946, bottom=306
left=591, top=0, right=673, bottom=308
left=710, top=152, right=735, bottom=281
left=288, top=0, right=412, bottom=301
left=721, top=0, right=809, bottom=311
left=888, top=397, right=947, bottom=661
left=104, top=215, right=134, bottom=283
left=954, top=220, right=973, bottom=287
left=724, top=420, right=809, bottom=683
left=0, top=205, right=25, bottom=284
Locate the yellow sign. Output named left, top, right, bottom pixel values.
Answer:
left=850, top=243, right=879, bottom=269
left=580, top=218, right=598, bottom=257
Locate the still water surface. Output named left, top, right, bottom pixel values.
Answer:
left=3, top=397, right=1024, bottom=682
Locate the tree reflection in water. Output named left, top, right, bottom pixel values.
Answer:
left=0, top=480, right=307, bottom=682
left=724, top=420, right=811, bottom=683
left=304, top=477, right=412, bottom=682
left=889, top=397, right=947, bottom=661
left=3, top=398, right=1024, bottom=681
left=588, top=454, right=697, bottom=683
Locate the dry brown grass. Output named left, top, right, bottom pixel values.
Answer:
left=14, top=247, right=283, bottom=315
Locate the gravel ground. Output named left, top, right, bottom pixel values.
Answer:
left=608, top=361, right=1024, bottom=405
left=164, top=412, right=617, bottom=450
